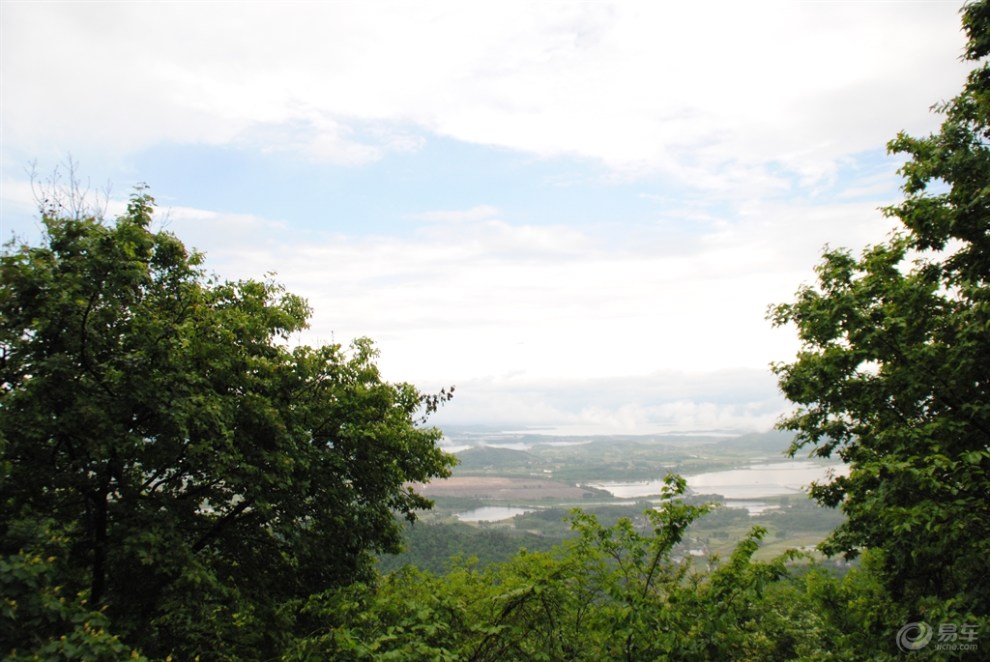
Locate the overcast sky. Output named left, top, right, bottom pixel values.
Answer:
left=0, top=1, right=973, bottom=435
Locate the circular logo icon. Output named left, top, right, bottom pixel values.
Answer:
left=897, top=622, right=934, bottom=652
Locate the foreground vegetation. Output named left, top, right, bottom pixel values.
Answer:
left=3, top=2, right=990, bottom=659
left=289, top=477, right=903, bottom=661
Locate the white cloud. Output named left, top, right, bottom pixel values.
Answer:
left=159, top=206, right=289, bottom=252
left=426, top=369, right=788, bottom=434
left=1, top=1, right=969, bottom=183
left=242, top=119, right=384, bottom=166
left=153, top=192, right=894, bottom=392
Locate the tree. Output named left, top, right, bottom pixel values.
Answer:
left=769, top=1, right=990, bottom=622
left=1, top=520, right=147, bottom=660
left=0, top=186, right=456, bottom=659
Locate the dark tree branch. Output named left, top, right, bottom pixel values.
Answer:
left=191, top=497, right=255, bottom=554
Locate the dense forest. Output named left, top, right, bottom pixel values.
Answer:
left=3, top=2, right=989, bottom=659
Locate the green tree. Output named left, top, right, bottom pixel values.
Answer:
left=769, top=1, right=990, bottom=622
left=0, top=186, right=456, bottom=659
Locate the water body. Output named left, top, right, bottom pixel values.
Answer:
left=455, top=506, right=537, bottom=522
left=588, top=461, right=847, bottom=499
left=724, top=500, right=780, bottom=515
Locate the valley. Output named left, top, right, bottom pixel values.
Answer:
left=381, top=429, right=849, bottom=573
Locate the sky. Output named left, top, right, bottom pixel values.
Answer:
left=0, top=1, right=974, bottom=435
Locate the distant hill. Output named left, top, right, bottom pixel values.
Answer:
left=455, top=446, right=544, bottom=470
left=715, top=430, right=796, bottom=454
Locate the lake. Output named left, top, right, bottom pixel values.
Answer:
left=587, top=461, right=848, bottom=499
left=723, top=500, right=780, bottom=515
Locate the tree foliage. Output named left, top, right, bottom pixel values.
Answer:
left=288, top=476, right=834, bottom=661
left=0, top=187, right=455, bottom=658
left=769, top=0, right=990, bottom=621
